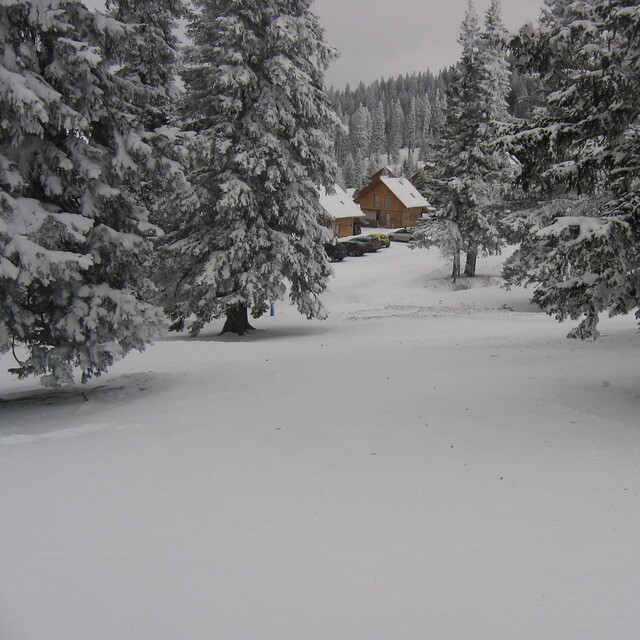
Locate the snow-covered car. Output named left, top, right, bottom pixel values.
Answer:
left=388, top=228, right=415, bottom=242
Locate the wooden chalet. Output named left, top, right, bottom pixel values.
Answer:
left=319, top=184, right=365, bottom=238
left=353, top=167, right=430, bottom=228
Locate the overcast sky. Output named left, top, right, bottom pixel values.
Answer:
left=83, top=0, right=545, bottom=90
left=312, top=0, right=545, bottom=89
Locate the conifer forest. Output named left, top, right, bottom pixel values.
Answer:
left=0, top=0, right=639, bottom=384
left=2, top=0, right=638, bottom=385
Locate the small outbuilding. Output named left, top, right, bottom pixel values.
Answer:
left=319, top=184, right=365, bottom=238
left=353, top=167, right=430, bottom=228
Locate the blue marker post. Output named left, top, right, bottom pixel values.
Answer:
left=270, top=302, right=275, bottom=317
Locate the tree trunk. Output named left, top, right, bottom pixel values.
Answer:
left=451, top=249, right=461, bottom=282
left=464, top=244, right=478, bottom=277
left=221, top=303, right=255, bottom=336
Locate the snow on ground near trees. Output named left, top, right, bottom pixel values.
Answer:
left=1, top=240, right=639, bottom=640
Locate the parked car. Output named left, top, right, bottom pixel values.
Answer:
left=340, top=240, right=367, bottom=257
left=324, top=242, right=347, bottom=262
left=388, top=227, right=416, bottom=242
left=349, top=236, right=381, bottom=252
left=366, top=232, right=391, bottom=248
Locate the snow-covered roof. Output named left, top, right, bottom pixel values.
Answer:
left=380, top=176, right=430, bottom=209
left=319, top=184, right=365, bottom=220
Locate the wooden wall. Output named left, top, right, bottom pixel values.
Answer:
left=355, top=183, right=421, bottom=228
left=334, top=217, right=358, bottom=238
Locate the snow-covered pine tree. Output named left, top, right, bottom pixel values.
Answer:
left=342, top=153, right=356, bottom=189
left=0, top=0, right=166, bottom=386
left=105, top=0, right=189, bottom=131
left=388, top=100, right=404, bottom=163
left=482, top=0, right=511, bottom=123
left=371, top=101, right=386, bottom=158
left=503, top=0, right=640, bottom=338
left=103, top=0, right=195, bottom=245
left=418, top=95, right=432, bottom=160
left=174, top=0, right=338, bottom=335
left=352, top=150, right=366, bottom=190
left=401, top=154, right=418, bottom=179
left=350, top=106, right=372, bottom=160
left=332, top=108, right=349, bottom=169
left=462, top=0, right=515, bottom=275
left=430, top=88, right=447, bottom=138
left=411, top=0, right=515, bottom=278
left=364, top=155, right=381, bottom=184
left=406, top=96, right=418, bottom=156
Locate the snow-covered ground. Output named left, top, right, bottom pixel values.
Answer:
left=1, top=241, right=639, bottom=640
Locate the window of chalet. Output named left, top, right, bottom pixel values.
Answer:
left=373, top=194, right=380, bottom=208
left=384, top=195, right=391, bottom=209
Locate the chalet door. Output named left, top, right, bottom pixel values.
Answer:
left=384, top=213, right=391, bottom=227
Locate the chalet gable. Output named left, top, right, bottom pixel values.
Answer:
left=318, top=184, right=364, bottom=238
left=379, top=176, right=429, bottom=209
left=352, top=166, right=431, bottom=229
left=319, top=184, right=365, bottom=221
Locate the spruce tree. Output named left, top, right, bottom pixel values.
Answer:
left=104, top=0, right=195, bottom=272
left=352, top=150, right=365, bottom=190
left=503, top=0, right=640, bottom=338
left=430, top=88, right=447, bottom=138
left=332, top=112, right=350, bottom=168
left=406, top=97, right=418, bottom=156
left=371, top=101, right=386, bottom=158
left=418, top=95, right=433, bottom=161
left=411, top=0, right=515, bottom=278
left=350, top=106, right=372, bottom=160
left=174, top=0, right=338, bottom=335
left=105, top=0, right=189, bottom=131
left=342, top=153, right=356, bottom=189
left=482, top=0, right=511, bottom=123
left=104, top=1, right=203, bottom=331
left=0, top=0, right=165, bottom=385
left=388, top=100, right=404, bottom=163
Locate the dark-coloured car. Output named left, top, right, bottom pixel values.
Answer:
left=340, top=240, right=367, bottom=257
left=349, top=236, right=381, bottom=252
left=324, top=242, right=347, bottom=262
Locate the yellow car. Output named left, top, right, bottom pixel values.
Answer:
left=366, top=232, right=391, bottom=248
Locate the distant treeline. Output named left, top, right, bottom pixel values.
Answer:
left=328, top=66, right=539, bottom=188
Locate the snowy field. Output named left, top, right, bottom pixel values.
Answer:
left=1, top=240, right=639, bottom=640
